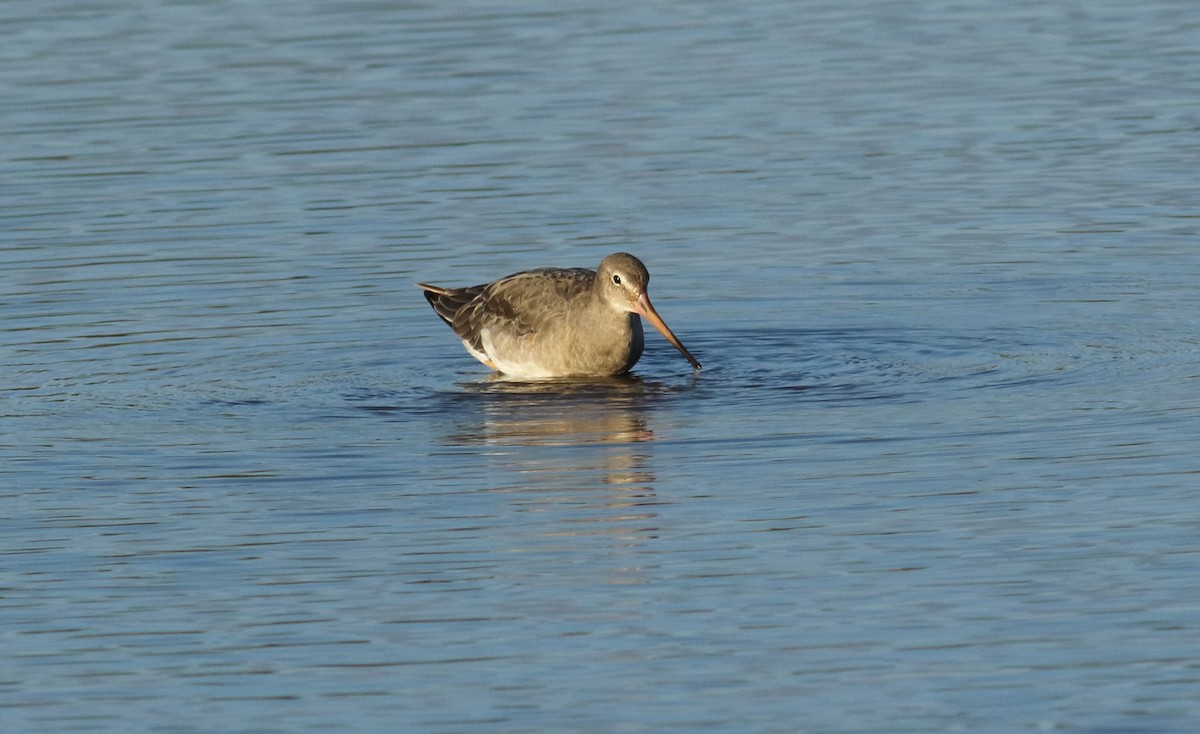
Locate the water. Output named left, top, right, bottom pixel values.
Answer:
left=3, top=0, right=1199, bottom=732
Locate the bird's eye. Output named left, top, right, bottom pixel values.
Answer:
left=612, top=274, right=622, bottom=285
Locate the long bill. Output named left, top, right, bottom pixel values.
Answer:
left=634, top=293, right=702, bottom=371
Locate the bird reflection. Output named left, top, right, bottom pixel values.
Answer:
left=447, top=373, right=658, bottom=447
left=442, top=374, right=670, bottom=552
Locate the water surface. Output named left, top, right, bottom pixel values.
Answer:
left=3, top=1, right=1199, bottom=732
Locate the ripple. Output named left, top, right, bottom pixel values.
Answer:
left=675, top=320, right=1200, bottom=414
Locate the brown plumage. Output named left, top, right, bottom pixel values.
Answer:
left=418, top=252, right=701, bottom=378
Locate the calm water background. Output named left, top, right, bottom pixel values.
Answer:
left=3, top=1, right=1199, bottom=732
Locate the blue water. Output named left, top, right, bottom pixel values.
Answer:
left=3, top=1, right=1199, bottom=732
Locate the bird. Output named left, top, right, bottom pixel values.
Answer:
left=417, top=252, right=701, bottom=379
